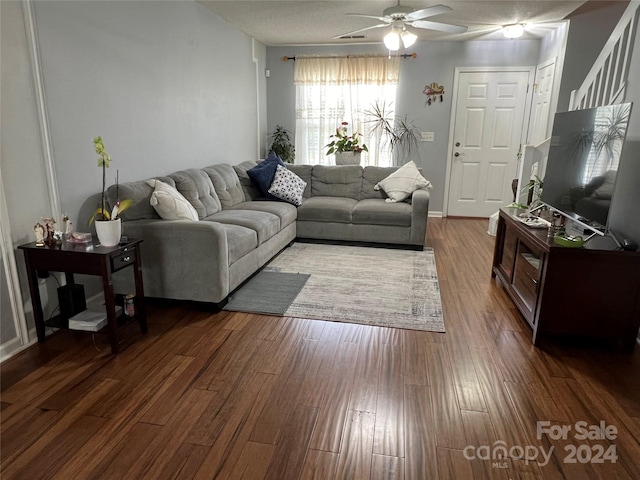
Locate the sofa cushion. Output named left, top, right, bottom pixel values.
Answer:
left=229, top=201, right=297, bottom=229
left=352, top=199, right=412, bottom=226
left=268, top=165, right=306, bottom=207
left=233, top=160, right=261, bottom=201
left=248, top=152, right=286, bottom=198
left=375, top=161, right=432, bottom=203
left=296, top=196, right=358, bottom=223
left=146, top=179, right=199, bottom=221
left=362, top=166, right=399, bottom=200
left=214, top=223, right=258, bottom=264
left=286, top=164, right=313, bottom=198
left=206, top=210, right=280, bottom=245
left=169, top=169, right=221, bottom=219
left=311, top=165, right=362, bottom=200
left=106, top=175, right=175, bottom=221
left=203, top=164, right=245, bottom=209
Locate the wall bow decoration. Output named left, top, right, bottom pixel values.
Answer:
left=423, top=82, right=445, bottom=106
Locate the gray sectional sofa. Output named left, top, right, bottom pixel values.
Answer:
left=108, top=161, right=429, bottom=305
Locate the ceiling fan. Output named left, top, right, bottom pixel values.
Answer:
left=334, top=2, right=469, bottom=50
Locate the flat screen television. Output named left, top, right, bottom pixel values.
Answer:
left=541, top=102, right=633, bottom=235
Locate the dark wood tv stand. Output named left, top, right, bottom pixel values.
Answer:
left=492, top=207, right=640, bottom=351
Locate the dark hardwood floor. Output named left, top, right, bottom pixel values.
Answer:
left=2, top=217, right=639, bottom=479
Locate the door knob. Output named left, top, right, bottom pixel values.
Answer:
left=455, top=142, right=461, bottom=147
left=454, top=152, right=460, bottom=157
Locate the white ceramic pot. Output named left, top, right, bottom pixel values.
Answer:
left=335, top=151, right=362, bottom=165
left=95, top=218, right=122, bottom=247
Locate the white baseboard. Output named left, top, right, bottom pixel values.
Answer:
left=428, top=211, right=443, bottom=218
left=0, top=329, right=38, bottom=363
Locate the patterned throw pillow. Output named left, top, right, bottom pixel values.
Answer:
left=146, top=179, right=199, bottom=221
left=374, top=161, right=432, bottom=203
left=267, top=165, right=307, bottom=206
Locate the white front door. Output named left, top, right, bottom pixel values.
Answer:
left=447, top=69, right=532, bottom=217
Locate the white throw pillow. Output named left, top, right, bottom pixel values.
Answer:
left=267, top=165, right=307, bottom=206
left=374, top=161, right=432, bottom=203
left=146, top=179, right=199, bottom=221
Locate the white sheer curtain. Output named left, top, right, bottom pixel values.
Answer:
left=294, top=56, right=399, bottom=166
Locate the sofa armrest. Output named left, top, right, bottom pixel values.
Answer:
left=120, top=219, right=230, bottom=303
left=410, top=189, right=430, bottom=246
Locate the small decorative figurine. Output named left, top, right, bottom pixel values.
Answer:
left=34, top=223, right=45, bottom=246
left=43, top=217, right=57, bottom=247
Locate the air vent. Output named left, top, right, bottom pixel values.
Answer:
left=339, top=35, right=366, bottom=39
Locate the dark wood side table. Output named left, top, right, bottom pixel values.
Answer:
left=18, top=239, right=147, bottom=354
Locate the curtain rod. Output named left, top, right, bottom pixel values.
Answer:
left=282, top=53, right=417, bottom=61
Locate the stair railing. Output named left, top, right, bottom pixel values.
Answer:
left=569, top=2, right=639, bottom=110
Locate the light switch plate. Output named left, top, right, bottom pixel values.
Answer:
left=421, top=132, right=435, bottom=142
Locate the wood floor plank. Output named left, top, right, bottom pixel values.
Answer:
left=7, top=414, right=108, bottom=480
left=249, top=338, right=321, bottom=445
left=425, top=343, right=467, bottom=450
left=299, top=450, right=339, bottom=480
left=348, top=327, right=383, bottom=413
left=436, top=447, right=474, bottom=479
left=404, top=384, right=438, bottom=480
left=460, top=410, right=511, bottom=479
left=1, top=378, right=118, bottom=479
left=370, top=454, right=404, bottom=480
left=50, top=355, right=194, bottom=480
left=264, top=404, right=319, bottom=480
left=0, top=407, right=59, bottom=466
left=131, top=389, right=218, bottom=478
left=309, top=340, right=359, bottom=452
left=468, top=346, right=530, bottom=450
left=192, top=372, right=275, bottom=479
left=226, top=441, right=276, bottom=480
left=403, top=330, right=430, bottom=386
left=372, top=344, right=404, bottom=457
left=156, top=443, right=211, bottom=480
left=88, top=421, right=164, bottom=479
left=334, top=410, right=376, bottom=480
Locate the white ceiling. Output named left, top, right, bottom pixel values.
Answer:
left=198, top=1, right=587, bottom=45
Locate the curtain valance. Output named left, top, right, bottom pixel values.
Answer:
left=294, top=56, right=400, bottom=86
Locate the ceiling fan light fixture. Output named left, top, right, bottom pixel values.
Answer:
left=401, top=30, right=417, bottom=48
left=384, top=29, right=401, bottom=50
left=503, top=23, right=525, bottom=39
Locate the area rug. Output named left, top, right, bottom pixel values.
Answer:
left=224, top=271, right=310, bottom=315
left=261, top=243, right=445, bottom=332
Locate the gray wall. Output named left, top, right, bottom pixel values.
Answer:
left=557, top=1, right=629, bottom=111
left=2, top=0, right=53, bottom=340
left=266, top=40, right=541, bottom=213
left=1, top=0, right=267, bottom=357
left=32, top=0, right=265, bottom=226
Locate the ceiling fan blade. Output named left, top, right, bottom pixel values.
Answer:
left=332, top=23, right=388, bottom=39
left=345, top=13, right=391, bottom=23
left=405, top=5, right=452, bottom=21
left=411, top=20, right=468, bottom=34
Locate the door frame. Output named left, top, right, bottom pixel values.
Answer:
left=443, top=66, right=535, bottom=217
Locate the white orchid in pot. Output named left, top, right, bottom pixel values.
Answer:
left=89, top=136, right=132, bottom=246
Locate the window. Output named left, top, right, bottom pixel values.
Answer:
left=294, top=56, right=399, bottom=166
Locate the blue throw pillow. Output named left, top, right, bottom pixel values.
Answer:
left=247, top=152, right=286, bottom=197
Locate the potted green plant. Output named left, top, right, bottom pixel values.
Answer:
left=270, top=125, right=295, bottom=163
left=325, top=121, right=368, bottom=165
left=365, top=101, right=420, bottom=165
left=89, top=136, right=131, bottom=246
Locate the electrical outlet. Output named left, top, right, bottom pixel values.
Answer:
left=421, top=132, right=435, bottom=142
